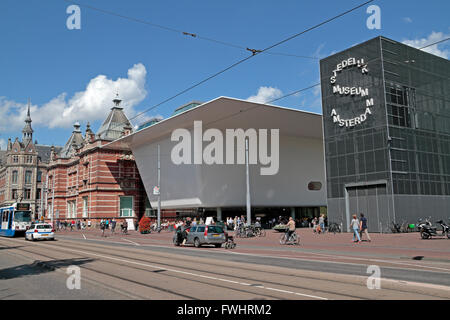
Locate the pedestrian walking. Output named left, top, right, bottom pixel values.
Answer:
left=111, top=218, right=116, bottom=235
left=105, top=219, right=109, bottom=230
left=312, top=217, right=318, bottom=233
left=100, top=219, right=106, bottom=237
left=350, top=214, right=361, bottom=243
left=359, top=213, right=371, bottom=242
left=319, top=214, right=325, bottom=233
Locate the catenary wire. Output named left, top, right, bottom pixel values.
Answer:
left=62, top=0, right=318, bottom=60
left=419, top=37, right=450, bottom=50
left=264, top=37, right=450, bottom=105
left=123, top=0, right=374, bottom=126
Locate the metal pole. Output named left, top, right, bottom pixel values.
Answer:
left=51, top=173, right=55, bottom=226
left=245, top=138, right=251, bottom=225
left=157, top=144, right=161, bottom=229
left=39, top=175, right=44, bottom=221
left=44, top=174, right=48, bottom=220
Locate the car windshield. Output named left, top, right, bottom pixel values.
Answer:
left=207, top=226, right=223, bottom=233
left=14, top=211, right=32, bottom=222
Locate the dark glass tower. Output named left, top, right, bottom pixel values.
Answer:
left=320, top=36, right=450, bottom=232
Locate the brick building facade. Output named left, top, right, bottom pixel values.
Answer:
left=45, top=96, right=149, bottom=227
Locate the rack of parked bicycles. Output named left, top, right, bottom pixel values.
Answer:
left=234, top=224, right=266, bottom=238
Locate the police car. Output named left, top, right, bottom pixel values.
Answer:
left=25, top=223, right=55, bottom=241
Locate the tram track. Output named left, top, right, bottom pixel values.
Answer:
left=42, top=237, right=450, bottom=297
left=2, top=237, right=450, bottom=299
left=1, top=240, right=300, bottom=300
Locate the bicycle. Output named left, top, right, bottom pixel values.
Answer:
left=254, top=227, right=266, bottom=237
left=328, top=222, right=341, bottom=234
left=279, top=232, right=300, bottom=245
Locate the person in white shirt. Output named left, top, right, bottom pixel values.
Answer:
left=350, top=214, right=361, bottom=243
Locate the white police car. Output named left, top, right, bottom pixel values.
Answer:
left=25, top=223, right=55, bottom=241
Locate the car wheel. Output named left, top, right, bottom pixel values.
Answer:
left=194, top=238, right=201, bottom=248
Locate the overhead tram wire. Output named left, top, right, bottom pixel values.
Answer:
left=266, top=37, right=450, bottom=104
left=419, top=37, right=450, bottom=50
left=267, top=83, right=321, bottom=104
left=63, top=0, right=320, bottom=60
left=91, top=0, right=374, bottom=131
left=120, top=0, right=374, bottom=126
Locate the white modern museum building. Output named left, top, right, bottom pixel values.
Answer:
left=107, top=97, right=326, bottom=225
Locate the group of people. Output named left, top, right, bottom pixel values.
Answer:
left=226, top=216, right=248, bottom=231
left=56, top=219, right=90, bottom=231
left=312, top=214, right=326, bottom=234
left=99, top=218, right=131, bottom=237
left=350, top=213, right=371, bottom=243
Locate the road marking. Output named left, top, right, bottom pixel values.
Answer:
left=292, top=251, right=450, bottom=272
left=54, top=234, right=450, bottom=273
left=82, top=234, right=87, bottom=240
left=11, top=239, right=328, bottom=300
left=122, top=238, right=140, bottom=246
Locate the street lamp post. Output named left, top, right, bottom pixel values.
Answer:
left=157, top=144, right=161, bottom=229
left=245, top=138, right=251, bottom=225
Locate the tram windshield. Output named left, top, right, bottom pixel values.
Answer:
left=14, top=211, right=32, bottom=222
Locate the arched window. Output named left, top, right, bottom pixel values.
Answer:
left=25, top=171, right=32, bottom=184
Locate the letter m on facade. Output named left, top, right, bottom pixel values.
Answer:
left=366, top=98, right=374, bottom=107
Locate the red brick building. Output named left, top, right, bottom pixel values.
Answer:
left=45, top=96, right=149, bottom=227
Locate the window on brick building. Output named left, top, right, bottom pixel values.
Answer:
left=12, top=171, right=18, bottom=184
left=25, top=171, right=32, bottom=184
left=120, top=196, right=133, bottom=217
left=83, top=197, right=88, bottom=218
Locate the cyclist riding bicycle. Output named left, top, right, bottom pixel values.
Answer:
left=285, top=217, right=296, bottom=240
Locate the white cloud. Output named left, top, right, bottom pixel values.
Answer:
left=0, top=63, right=148, bottom=131
left=247, top=86, right=283, bottom=104
left=402, top=31, right=450, bottom=59
left=403, top=17, right=413, bottom=23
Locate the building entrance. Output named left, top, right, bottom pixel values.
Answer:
left=345, top=182, right=392, bottom=233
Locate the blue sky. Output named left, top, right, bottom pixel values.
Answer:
left=0, top=0, right=449, bottom=148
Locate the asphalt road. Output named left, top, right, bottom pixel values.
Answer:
left=1, top=235, right=450, bottom=300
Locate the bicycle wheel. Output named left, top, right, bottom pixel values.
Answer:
left=279, top=234, right=287, bottom=245
left=293, top=233, right=300, bottom=245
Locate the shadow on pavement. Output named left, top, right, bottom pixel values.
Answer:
left=0, top=246, right=24, bottom=251
left=0, top=258, right=95, bottom=280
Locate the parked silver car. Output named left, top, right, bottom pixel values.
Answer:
left=173, top=224, right=226, bottom=248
